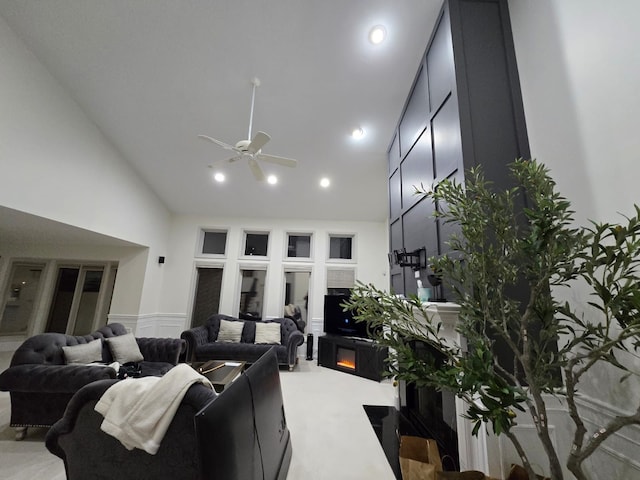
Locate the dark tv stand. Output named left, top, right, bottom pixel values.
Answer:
left=318, top=335, right=388, bottom=381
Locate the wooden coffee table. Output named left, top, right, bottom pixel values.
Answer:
left=191, top=360, right=246, bottom=393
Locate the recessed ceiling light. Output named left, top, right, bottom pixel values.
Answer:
left=267, top=175, right=278, bottom=185
left=369, top=25, right=387, bottom=45
left=320, top=178, right=330, bottom=188
left=352, top=127, right=365, bottom=139
left=213, top=172, right=225, bottom=182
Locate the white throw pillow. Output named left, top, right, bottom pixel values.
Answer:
left=62, top=338, right=103, bottom=364
left=254, top=322, right=281, bottom=345
left=217, top=319, right=244, bottom=343
left=105, top=333, right=144, bottom=363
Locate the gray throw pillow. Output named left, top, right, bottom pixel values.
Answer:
left=217, top=319, right=244, bottom=343
left=106, top=333, right=144, bottom=363
left=254, top=322, right=281, bottom=344
left=62, top=338, right=103, bottom=364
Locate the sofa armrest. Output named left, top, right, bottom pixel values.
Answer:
left=180, top=326, right=209, bottom=362
left=136, top=337, right=185, bottom=365
left=285, top=330, right=304, bottom=367
left=0, top=364, right=117, bottom=394
left=45, top=378, right=117, bottom=459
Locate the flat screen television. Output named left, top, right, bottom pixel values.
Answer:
left=323, top=294, right=371, bottom=339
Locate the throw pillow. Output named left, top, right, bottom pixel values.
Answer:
left=217, top=319, right=244, bottom=343
left=62, top=338, right=103, bottom=364
left=105, top=333, right=144, bottom=363
left=254, top=322, right=281, bottom=344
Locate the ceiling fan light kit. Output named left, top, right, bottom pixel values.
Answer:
left=198, top=77, right=298, bottom=182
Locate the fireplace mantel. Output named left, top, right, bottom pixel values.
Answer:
left=411, top=301, right=494, bottom=475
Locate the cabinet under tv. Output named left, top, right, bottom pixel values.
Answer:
left=317, top=335, right=388, bottom=382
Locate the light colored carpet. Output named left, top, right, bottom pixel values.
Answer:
left=0, top=351, right=397, bottom=479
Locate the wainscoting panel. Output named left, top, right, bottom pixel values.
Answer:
left=107, top=314, right=138, bottom=334
left=498, top=424, right=558, bottom=479
left=136, top=313, right=186, bottom=338
left=574, top=395, right=640, bottom=479
left=462, top=392, right=640, bottom=479
left=108, top=313, right=187, bottom=338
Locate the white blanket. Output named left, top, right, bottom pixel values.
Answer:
left=94, top=364, right=214, bottom=454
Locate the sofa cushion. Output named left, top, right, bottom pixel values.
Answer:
left=216, top=319, right=244, bottom=343
left=106, top=333, right=144, bottom=363
left=254, top=322, right=281, bottom=344
left=62, top=339, right=103, bottom=364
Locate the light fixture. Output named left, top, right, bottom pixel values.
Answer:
left=267, top=175, right=278, bottom=185
left=369, top=25, right=387, bottom=45
left=213, top=172, right=225, bottom=182
left=320, top=177, right=330, bottom=188
left=352, top=127, right=365, bottom=139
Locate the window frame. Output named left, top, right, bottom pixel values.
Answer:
left=196, top=228, right=229, bottom=258
left=285, top=232, right=313, bottom=261
left=327, top=233, right=356, bottom=263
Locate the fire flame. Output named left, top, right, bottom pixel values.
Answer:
left=337, top=360, right=356, bottom=370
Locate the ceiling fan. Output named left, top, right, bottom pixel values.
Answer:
left=198, top=77, right=298, bottom=181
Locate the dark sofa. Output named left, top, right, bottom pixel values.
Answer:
left=0, top=323, right=184, bottom=439
left=45, top=348, right=292, bottom=480
left=181, top=314, right=304, bottom=370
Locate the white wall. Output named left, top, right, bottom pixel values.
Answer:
left=0, top=16, right=171, bottom=318
left=158, top=215, right=389, bottom=337
left=488, top=1, right=640, bottom=478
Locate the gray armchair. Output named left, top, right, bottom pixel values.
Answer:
left=45, top=348, right=292, bottom=480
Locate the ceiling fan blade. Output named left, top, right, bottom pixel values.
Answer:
left=248, top=157, right=266, bottom=181
left=197, top=134, right=238, bottom=152
left=208, top=155, right=241, bottom=167
left=257, top=153, right=298, bottom=168
left=247, top=131, right=271, bottom=154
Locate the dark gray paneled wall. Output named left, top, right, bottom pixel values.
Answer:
left=388, top=0, right=530, bottom=296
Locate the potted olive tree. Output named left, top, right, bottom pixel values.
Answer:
left=345, top=159, right=640, bottom=480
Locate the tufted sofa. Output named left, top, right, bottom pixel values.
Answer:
left=45, top=348, right=292, bottom=480
left=0, top=323, right=184, bottom=439
left=181, top=314, right=304, bottom=370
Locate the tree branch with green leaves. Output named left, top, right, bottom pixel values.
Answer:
left=345, top=159, right=640, bottom=480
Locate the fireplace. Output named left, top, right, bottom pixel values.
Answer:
left=336, top=346, right=356, bottom=370
left=318, top=335, right=388, bottom=381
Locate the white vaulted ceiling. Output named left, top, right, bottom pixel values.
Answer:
left=0, top=1, right=442, bottom=227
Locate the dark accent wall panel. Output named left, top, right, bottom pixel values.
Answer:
left=431, top=96, right=462, bottom=181
left=450, top=0, right=531, bottom=177
left=389, top=133, right=400, bottom=175
left=389, top=171, right=402, bottom=220
left=399, top=64, right=429, bottom=159
left=401, top=127, right=433, bottom=211
left=427, top=11, right=454, bottom=112
left=391, top=272, right=404, bottom=295
left=390, top=219, right=403, bottom=259
left=390, top=219, right=404, bottom=292
left=387, top=0, right=529, bottom=296
left=402, top=198, right=437, bottom=261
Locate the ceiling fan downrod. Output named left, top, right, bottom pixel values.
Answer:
left=247, top=77, right=261, bottom=141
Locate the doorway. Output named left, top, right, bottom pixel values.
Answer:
left=238, top=269, right=266, bottom=320
left=0, top=262, right=45, bottom=335
left=45, top=264, right=115, bottom=335
left=283, top=270, right=310, bottom=332
left=191, top=267, right=224, bottom=328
